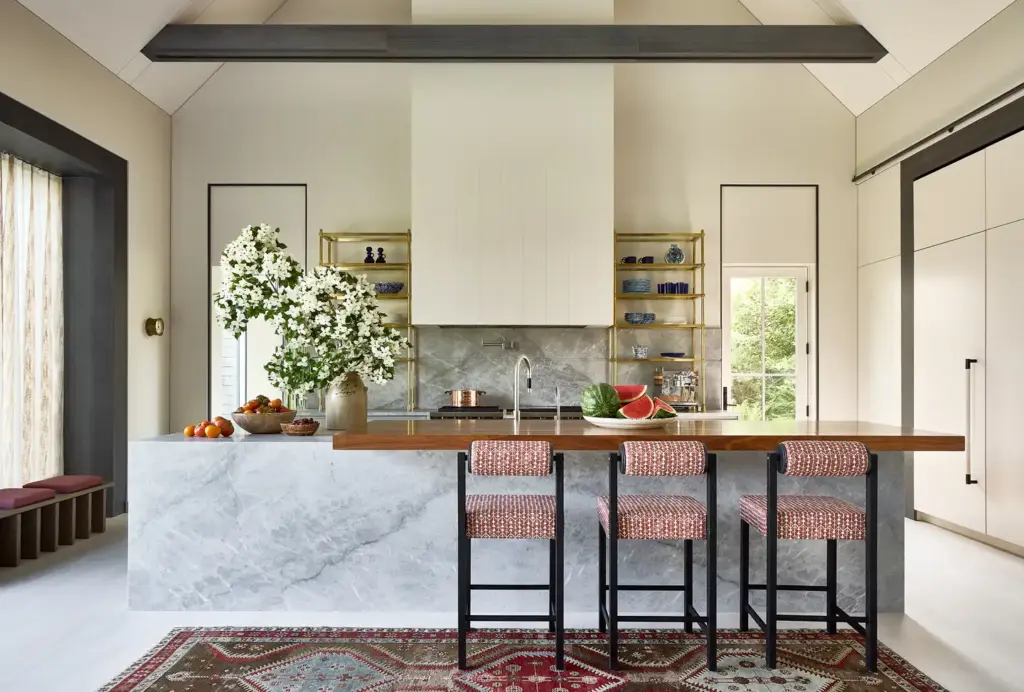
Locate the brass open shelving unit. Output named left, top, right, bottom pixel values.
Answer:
left=318, top=230, right=416, bottom=410
left=610, top=231, right=706, bottom=410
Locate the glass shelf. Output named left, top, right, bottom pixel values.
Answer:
left=617, top=293, right=704, bottom=300
left=615, top=322, right=703, bottom=330
left=617, top=263, right=702, bottom=271
left=615, top=232, right=703, bottom=242
left=324, top=262, right=410, bottom=271
left=611, top=357, right=704, bottom=363
left=320, top=232, right=409, bottom=242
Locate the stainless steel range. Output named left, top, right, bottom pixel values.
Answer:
left=430, top=406, right=583, bottom=420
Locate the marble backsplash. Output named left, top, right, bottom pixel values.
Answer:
left=367, top=327, right=722, bottom=411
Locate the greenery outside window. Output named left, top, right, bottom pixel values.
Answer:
left=724, top=267, right=809, bottom=421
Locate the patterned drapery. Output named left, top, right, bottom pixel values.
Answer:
left=0, top=152, right=63, bottom=487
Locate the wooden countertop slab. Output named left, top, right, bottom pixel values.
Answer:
left=332, top=419, right=964, bottom=452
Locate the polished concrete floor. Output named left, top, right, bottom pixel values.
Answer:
left=0, top=517, right=1020, bottom=691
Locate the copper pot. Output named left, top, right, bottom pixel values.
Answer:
left=445, top=389, right=487, bottom=407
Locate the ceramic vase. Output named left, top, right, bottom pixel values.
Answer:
left=665, top=243, right=685, bottom=264
left=325, top=372, right=368, bottom=431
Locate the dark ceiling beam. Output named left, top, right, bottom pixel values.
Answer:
left=142, top=24, right=886, bottom=63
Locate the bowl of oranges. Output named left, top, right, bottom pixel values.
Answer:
left=230, top=394, right=296, bottom=434
left=184, top=416, right=234, bottom=439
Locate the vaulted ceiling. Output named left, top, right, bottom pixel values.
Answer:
left=14, top=0, right=1017, bottom=115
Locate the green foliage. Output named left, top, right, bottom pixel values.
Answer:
left=729, top=277, right=797, bottom=421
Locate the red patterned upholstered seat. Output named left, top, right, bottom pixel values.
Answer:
left=24, top=475, right=104, bottom=494
left=465, top=494, right=555, bottom=539
left=740, top=495, right=866, bottom=541
left=0, top=487, right=56, bottom=510
left=598, top=495, right=707, bottom=540
left=469, top=440, right=552, bottom=476
left=779, top=441, right=869, bottom=477
left=620, top=440, right=707, bottom=476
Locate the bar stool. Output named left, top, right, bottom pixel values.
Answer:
left=457, top=440, right=565, bottom=671
left=739, top=440, right=877, bottom=671
left=598, top=440, right=717, bottom=671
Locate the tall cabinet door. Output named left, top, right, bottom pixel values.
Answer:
left=985, top=220, right=1024, bottom=546
left=914, top=233, right=987, bottom=533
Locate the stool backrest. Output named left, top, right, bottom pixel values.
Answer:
left=469, top=440, right=553, bottom=476
left=619, top=440, right=707, bottom=476
left=778, top=440, right=869, bottom=477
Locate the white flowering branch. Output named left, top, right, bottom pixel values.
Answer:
left=214, top=224, right=409, bottom=395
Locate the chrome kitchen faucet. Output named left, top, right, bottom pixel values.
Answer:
left=510, top=355, right=532, bottom=420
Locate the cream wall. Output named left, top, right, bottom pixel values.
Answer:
left=0, top=0, right=172, bottom=439
left=615, top=0, right=858, bottom=421
left=857, top=0, right=1024, bottom=172
left=171, top=0, right=860, bottom=424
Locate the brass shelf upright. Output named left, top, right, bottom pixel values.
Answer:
left=318, top=230, right=417, bottom=410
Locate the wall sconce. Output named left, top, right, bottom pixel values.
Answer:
left=145, top=318, right=165, bottom=337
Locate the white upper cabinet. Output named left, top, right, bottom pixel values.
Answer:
left=984, top=220, right=1024, bottom=547
left=913, top=150, right=985, bottom=251
left=986, top=130, right=1024, bottom=231
left=913, top=233, right=987, bottom=534
left=857, top=165, right=901, bottom=266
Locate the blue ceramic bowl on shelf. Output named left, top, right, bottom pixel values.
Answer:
left=625, top=312, right=644, bottom=324
left=622, top=279, right=651, bottom=294
left=374, top=281, right=405, bottom=294
left=642, top=313, right=656, bottom=324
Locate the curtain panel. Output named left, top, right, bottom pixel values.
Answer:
left=0, top=152, right=63, bottom=487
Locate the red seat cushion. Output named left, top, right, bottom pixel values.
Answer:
left=0, top=487, right=56, bottom=510
left=24, top=474, right=104, bottom=494
left=740, top=494, right=866, bottom=541
left=465, top=494, right=556, bottom=539
left=598, top=494, right=707, bottom=540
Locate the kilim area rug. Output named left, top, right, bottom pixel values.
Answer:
left=101, top=627, right=948, bottom=692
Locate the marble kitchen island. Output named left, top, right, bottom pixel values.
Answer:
left=128, top=420, right=961, bottom=622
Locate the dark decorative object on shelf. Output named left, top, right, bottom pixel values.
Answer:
left=619, top=255, right=637, bottom=264
left=639, top=256, right=655, bottom=264
left=665, top=243, right=684, bottom=264
left=375, top=281, right=405, bottom=294
left=376, top=247, right=387, bottom=263
left=659, top=282, right=689, bottom=295
left=364, top=246, right=375, bottom=264
left=661, top=352, right=686, bottom=358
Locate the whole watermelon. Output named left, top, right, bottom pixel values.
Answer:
left=581, top=383, right=621, bottom=418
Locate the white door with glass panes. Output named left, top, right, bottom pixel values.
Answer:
left=723, top=267, right=809, bottom=421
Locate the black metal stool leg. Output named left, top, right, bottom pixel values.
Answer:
left=549, top=539, right=557, bottom=633
left=555, top=453, right=565, bottom=671
left=826, top=540, right=837, bottom=634
left=683, top=539, right=693, bottom=634
left=766, top=453, right=778, bottom=669
left=866, top=454, right=878, bottom=672
left=706, top=452, right=718, bottom=672
left=739, top=519, right=749, bottom=632
left=608, top=453, right=619, bottom=671
left=598, top=523, right=607, bottom=633
left=457, top=452, right=468, bottom=670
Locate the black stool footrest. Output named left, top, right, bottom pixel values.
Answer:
left=748, top=583, right=828, bottom=592
left=471, top=583, right=549, bottom=591
left=469, top=614, right=553, bottom=623
left=604, top=584, right=686, bottom=592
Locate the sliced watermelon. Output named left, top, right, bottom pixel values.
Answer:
left=614, top=384, right=648, bottom=403
left=651, top=397, right=676, bottom=419
left=616, top=395, right=655, bottom=419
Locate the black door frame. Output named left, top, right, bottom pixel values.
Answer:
left=719, top=183, right=820, bottom=421
left=0, top=91, right=128, bottom=515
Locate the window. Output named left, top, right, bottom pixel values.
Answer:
left=723, top=267, right=809, bottom=421
left=0, top=152, right=63, bottom=486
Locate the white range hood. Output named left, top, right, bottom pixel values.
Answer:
left=410, top=0, right=614, bottom=327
